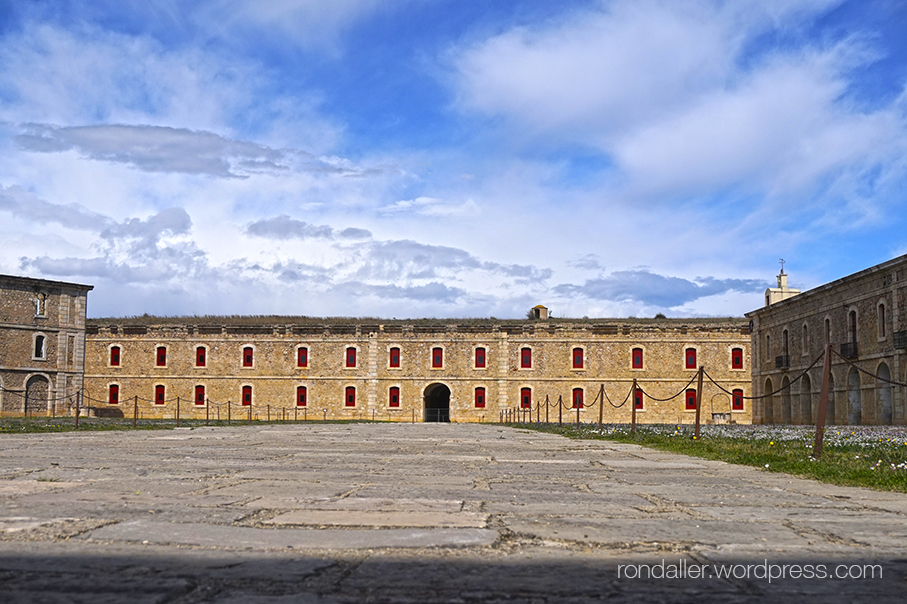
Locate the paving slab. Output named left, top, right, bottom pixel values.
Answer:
left=1, top=423, right=906, bottom=602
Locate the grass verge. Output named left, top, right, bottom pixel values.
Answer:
left=515, top=423, right=907, bottom=493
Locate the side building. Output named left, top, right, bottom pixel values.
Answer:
left=83, top=317, right=753, bottom=423
left=747, top=258, right=907, bottom=425
left=0, top=274, right=93, bottom=416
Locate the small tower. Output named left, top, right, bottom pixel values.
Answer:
left=530, top=305, right=549, bottom=320
left=764, top=263, right=800, bottom=307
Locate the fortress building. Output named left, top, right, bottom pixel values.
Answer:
left=0, top=275, right=93, bottom=415
left=747, top=255, right=907, bottom=425
left=81, top=316, right=752, bottom=423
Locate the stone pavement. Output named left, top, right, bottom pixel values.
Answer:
left=1, top=423, right=906, bottom=603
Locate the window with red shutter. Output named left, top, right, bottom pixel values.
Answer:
left=685, top=348, right=697, bottom=369
left=345, top=386, right=356, bottom=407
left=243, top=347, right=253, bottom=367
left=432, top=347, right=443, bottom=368
left=389, top=386, right=400, bottom=407
left=572, top=388, right=584, bottom=409
left=475, top=347, right=486, bottom=368
left=297, top=347, right=308, bottom=367
left=389, top=347, right=400, bottom=368
left=572, top=347, right=583, bottom=369
left=108, top=384, right=119, bottom=404
left=520, top=387, right=531, bottom=409
left=297, top=385, right=307, bottom=407
left=520, top=347, right=531, bottom=369
left=156, top=346, right=166, bottom=367
left=685, top=388, right=697, bottom=409
left=196, top=346, right=206, bottom=367
left=475, top=387, right=485, bottom=408
left=346, top=347, right=356, bottom=368
left=732, top=389, right=744, bottom=410
left=632, top=347, right=643, bottom=369
left=732, top=347, right=743, bottom=369
left=634, top=388, right=643, bottom=410
left=155, top=385, right=165, bottom=405
left=110, top=346, right=120, bottom=366
left=195, top=385, right=205, bottom=406
left=242, top=385, right=252, bottom=406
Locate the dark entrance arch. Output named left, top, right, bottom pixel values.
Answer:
left=25, top=375, right=50, bottom=416
left=423, top=383, right=451, bottom=422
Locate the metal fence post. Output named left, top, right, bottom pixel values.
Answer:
left=694, top=367, right=703, bottom=440
left=133, top=395, right=138, bottom=428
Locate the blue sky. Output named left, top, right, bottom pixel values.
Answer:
left=0, top=0, right=905, bottom=319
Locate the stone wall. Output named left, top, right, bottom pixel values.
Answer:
left=0, top=275, right=93, bottom=415
left=83, top=318, right=752, bottom=423
left=748, top=256, right=907, bottom=425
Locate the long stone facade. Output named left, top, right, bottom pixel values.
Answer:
left=0, top=274, right=93, bottom=416
left=82, top=317, right=752, bottom=423
left=747, top=256, right=907, bottom=425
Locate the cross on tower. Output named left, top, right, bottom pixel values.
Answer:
left=779, top=258, right=786, bottom=274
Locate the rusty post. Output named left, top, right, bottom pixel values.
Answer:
left=813, top=343, right=833, bottom=458
left=294, top=406, right=298, bottom=422
left=694, top=367, right=703, bottom=440
left=631, top=379, right=638, bottom=433
left=558, top=395, right=562, bottom=426
left=248, top=403, right=252, bottom=423
left=576, top=395, right=580, bottom=427
left=133, top=395, right=138, bottom=428
left=176, top=396, right=180, bottom=427
left=537, top=400, right=540, bottom=423
left=598, top=385, right=603, bottom=431
left=206, top=399, right=210, bottom=426
left=267, top=404, right=270, bottom=422
left=227, top=401, right=231, bottom=424
left=545, top=395, right=549, bottom=424
left=74, top=390, right=80, bottom=429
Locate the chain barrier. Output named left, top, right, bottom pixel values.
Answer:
left=635, top=372, right=699, bottom=402
left=831, top=348, right=907, bottom=387
left=703, top=348, right=826, bottom=401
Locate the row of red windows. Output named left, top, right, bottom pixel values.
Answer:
left=108, top=383, right=747, bottom=411
left=112, top=345, right=745, bottom=370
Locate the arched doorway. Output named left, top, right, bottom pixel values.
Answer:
left=847, top=367, right=862, bottom=425
left=25, top=375, right=50, bottom=416
left=877, top=363, right=892, bottom=425
left=800, top=374, right=812, bottom=425
left=780, top=376, right=792, bottom=424
left=423, top=383, right=451, bottom=423
left=763, top=378, right=774, bottom=424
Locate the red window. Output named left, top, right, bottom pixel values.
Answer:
left=731, top=347, right=743, bottom=369
left=389, top=347, right=400, bottom=368
left=156, top=346, right=167, bottom=367
left=242, top=385, right=252, bottom=406
left=297, top=347, right=308, bottom=368
left=345, top=386, right=356, bottom=407
left=520, top=347, right=532, bottom=369
left=685, top=348, right=697, bottom=369
left=634, top=388, right=643, bottom=410
left=296, top=385, right=307, bottom=407
left=346, top=347, right=357, bottom=368
left=389, top=386, right=400, bottom=407
left=196, top=346, right=206, bottom=367
left=432, top=347, right=443, bottom=368
left=632, top=347, right=643, bottom=369
left=110, top=346, right=120, bottom=366
left=108, top=384, right=119, bottom=405
left=732, top=389, right=744, bottom=410
left=520, top=387, right=531, bottom=409
left=475, top=347, right=486, bottom=368
left=194, top=385, right=205, bottom=406
left=155, top=385, right=165, bottom=405
left=475, top=387, right=486, bottom=408
left=685, top=388, right=697, bottom=410
left=572, top=347, right=583, bottom=369
left=243, top=347, right=253, bottom=367
left=572, top=388, right=584, bottom=409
